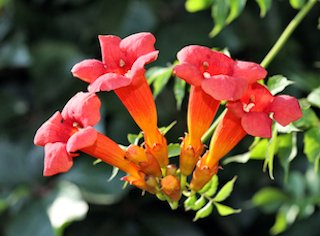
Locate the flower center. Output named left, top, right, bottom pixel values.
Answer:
left=243, top=102, right=255, bottom=112
left=203, top=72, right=211, bottom=79
left=119, top=59, right=126, bottom=68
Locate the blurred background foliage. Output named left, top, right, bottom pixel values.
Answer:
left=0, top=0, right=319, bottom=235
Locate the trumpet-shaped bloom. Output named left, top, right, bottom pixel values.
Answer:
left=174, top=45, right=267, bottom=176
left=34, top=92, right=101, bottom=176
left=71, top=33, right=168, bottom=168
left=34, top=92, right=154, bottom=192
left=190, top=83, right=303, bottom=191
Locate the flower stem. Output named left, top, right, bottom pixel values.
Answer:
left=260, top=0, right=318, bottom=68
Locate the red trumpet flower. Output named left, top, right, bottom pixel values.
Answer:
left=71, top=33, right=168, bottom=168
left=174, top=45, right=267, bottom=176
left=190, top=83, right=303, bottom=191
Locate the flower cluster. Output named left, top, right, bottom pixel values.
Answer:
left=34, top=32, right=302, bottom=204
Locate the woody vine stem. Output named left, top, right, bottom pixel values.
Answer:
left=201, top=0, right=318, bottom=144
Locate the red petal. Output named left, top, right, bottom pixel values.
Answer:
left=227, top=101, right=246, bottom=118
left=43, top=143, right=74, bottom=176
left=177, top=45, right=234, bottom=75
left=243, top=83, right=274, bottom=112
left=232, top=60, right=267, bottom=84
left=201, top=75, right=248, bottom=101
left=34, top=111, right=72, bottom=146
left=130, top=51, right=159, bottom=82
left=270, top=95, right=303, bottom=126
left=67, top=127, right=98, bottom=153
left=241, top=112, right=272, bottom=138
left=98, top=35, right=124, bottom=68
left=61, top=92, right=101, bottom=127
left=173, top=63, right=203, bottom=87
left=88, top=73, right=132, bottom=92
left=71, top=59, right=105, bottom=83
left=120, top=32, right=156, bottom=63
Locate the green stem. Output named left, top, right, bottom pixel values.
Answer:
left=201, top=109, right=226, bottom=143
left=260, top=0, right=318, bottom=68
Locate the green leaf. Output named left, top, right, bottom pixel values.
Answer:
left=127, top=132, right=143, bottom=145
left=203, top=175, right=219, bottom=197
left=159, top=121, right=177, bottom=135
left=168, top=143, right=181, bottom=158
left=184, top=195, right=197, bottom=210
left=252, top=187, right=288, bottom=213
left=270, top=208, right=288, bottom=235
left=213, top=202, right=241, bottom=216
left=226, top=0, right=247, bottom=24
left=263, top=127, right=278, bottom=179
left=173, top=77, right=186, bottom=110
left=213, top=176, right=237, bottom=202
left=307, top=87, right=320, bottom=108
left=293, top=105, right=319, bottom=129
left=250, top=138, right=269, bottom=160
left=267, top=75, right=294, bottom=95
left=275, top=123, right=300, bottom=133
left=185, top=0, right=214, bottom=12
left=255, top=0, right=272, bottom=17
left=223, top=152, right=251, bottom=164
left=193, top=201, right=213, bottom=221
left=146, top=66, right=173, bottom=98
left=209, top=0, right=229, bottom=37
left=191, top=196, right=207, bottom=211
left=289, top=0, right=306, bottom=9
left=277, top=133, right=298, bottom=182
left=304, top=127, right=320, bottom=165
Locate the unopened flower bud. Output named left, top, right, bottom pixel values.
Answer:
left=166, top=164, right=177, bottom=176
left=161, top=175, right=181, bottom=201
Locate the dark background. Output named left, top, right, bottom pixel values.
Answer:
left=0, top=0, right=319, bottom=235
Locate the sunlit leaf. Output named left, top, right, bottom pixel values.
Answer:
left=209, top=0, right=229, bottom=37
left=275, top=123, right=300, bottom=133
left=307, top=87, right=320, bottom=108
left=47, top=181, right=88, bottom=229
left=159, top=121, right=177, bottom=135
left=223, top=152, right=251, bottom=164
left=168, top=143, right=181, bottom=158
left=213, top=202, right=241, bottom=216
left=277, top=133, right=298, bottom=182
left=255, top=0, right=272, bottom=17
left=193, top=201, right=213, bottom=221
left=146, top=66, right=173, bottom=98
left=270, top=208, right=288, bottom=235
left=250, top=138, right=269, bottom=160
left=303, top=127, right=320, bottom=166
left=184, top=195, right=197, bottom=210
left=127, top=132, right=143, bottom=145
left=203, top=175, right=219, bottom=197
left=213, top=176, right=237, bottom=202
left=226, top=0, right=247, bottom=24
left=185, top=0, right=214, bottom=12
left=191, top=196, right=207, bottom=211
left=289, top=0, right=306, bottom=9
left=263, top=127, right=278, bottom=179
left=267, top=75, right=294, bottom=95
left=173, top=77, right=186, bottom=110
left=293, top=106, right=319, bottom=129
